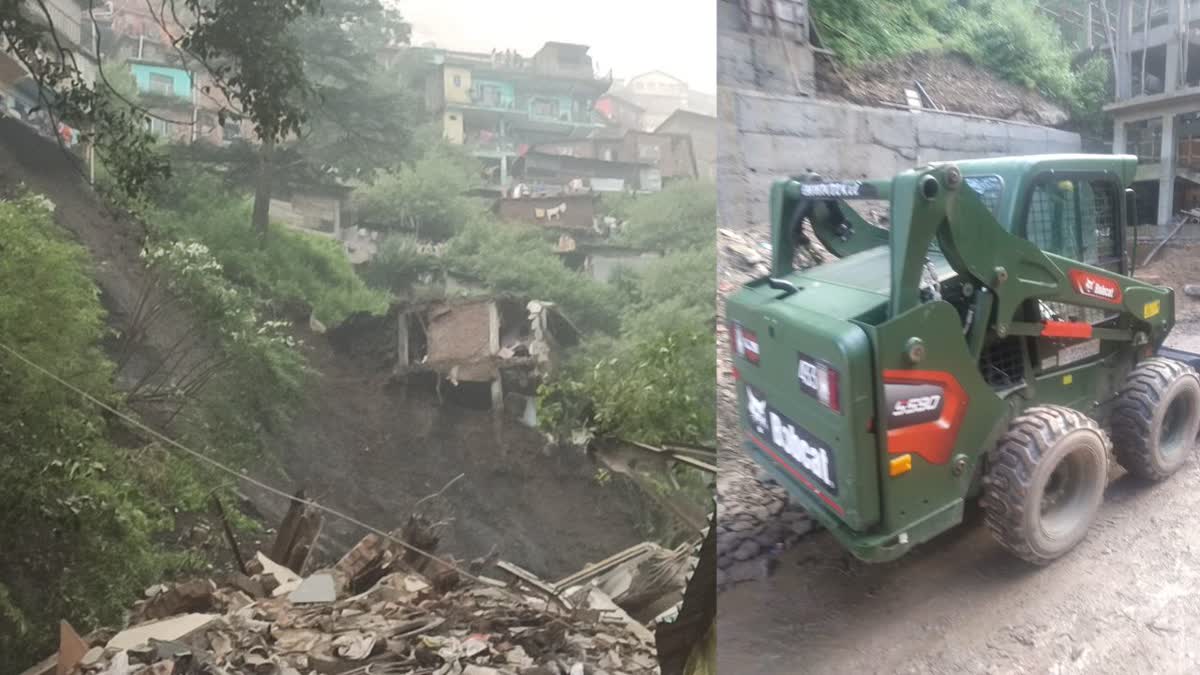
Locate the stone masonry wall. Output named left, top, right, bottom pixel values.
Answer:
left=719, top=92, right=1085, bottom=229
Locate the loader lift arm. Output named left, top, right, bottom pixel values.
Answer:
left=769, top=165, right=1174, bottom=357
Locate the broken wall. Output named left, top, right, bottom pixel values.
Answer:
left=718, top=93, right=1084, bottom=229
left=426, top=301, right=497, bottom=382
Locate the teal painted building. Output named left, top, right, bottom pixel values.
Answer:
left=130, top=63, right=192, bottom=99
left=469, top=78, right=515, bottom=109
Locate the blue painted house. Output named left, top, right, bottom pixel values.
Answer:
left=129, top=61, right=192, bottom=100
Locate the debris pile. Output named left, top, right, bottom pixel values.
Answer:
left=38, top=530, right=663, bottom=675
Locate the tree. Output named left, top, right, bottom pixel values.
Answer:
left=353, top=134, right=483, bottom=240
left=443, top=218, right=624, bottom=334
left=616, top=180, right=718, bottom=252
left=0, top=0, right=364, bottom=208
left=289, top=0, right=419, bottom=181
left=0, top=194, right=185, bottom=670
left=170, top=0, right=420, bottom=234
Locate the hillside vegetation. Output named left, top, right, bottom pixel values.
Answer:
left=811, top=0, right=1112, bottom=136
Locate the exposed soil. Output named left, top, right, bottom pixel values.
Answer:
left=716, top=225, right=1200, bottom=673
left=820, top=51, right=1069, bottom=126
left=0, top=118, right=645, bottom=581
left=264, top=318, right=647, bottom=578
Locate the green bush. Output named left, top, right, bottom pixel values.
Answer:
left=137, top=237, right=310, bottom=450
left=151, top=174, right=389, bottom=324
left=362, top=233, right=442, bottom=292
left=444, top=218, right=623, bottom=334
left=0, top=194, right=198, bottom=671
left=948, top=1, right=1074, bottom=100
left=808, top=0, right=945, bottom=65
left=811, top=0, right=1097, bottom=109
left=352, top=143, right=484, bottom=240
left=616, top=180, right=718, bottom=252
left=538, top=244, right=716, bottom=447
left=541, top=324, right=714, bottom=446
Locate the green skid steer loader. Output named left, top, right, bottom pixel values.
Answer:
left=726, top=155, right=1200, bottom=564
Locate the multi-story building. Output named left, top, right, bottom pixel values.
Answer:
left=414, top=41, right=612, bottom=187
left=0, top=0, right=99, bottom=125
left=655, top=109, right=717, bottom=180
left=534, top=130, right=698, bottom=184
left=594, top=92, right=646, bottom=135
left=93, top=0, right=250, bottom=145
left=1106, top=0, right=1200, bottom=224
left=607, top=71, right=717, bottom=131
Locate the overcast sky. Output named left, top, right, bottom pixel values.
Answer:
left=391, top=0, right=716, bottom=93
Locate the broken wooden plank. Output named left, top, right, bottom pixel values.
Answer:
left=1142, top=215, right=1189, bottom=267
left=552, top=542, right=657, bottom=592
left=56, top=621, right=88, bottom=675
left=269, top=488, right=307, bottom=567
left=284, top=508, right=322, bottom=574
left=210, top=495, right=247, bottom=575
left=107, top=614, right=220, bottom=650
left=496, top=560, right=571, bottom=610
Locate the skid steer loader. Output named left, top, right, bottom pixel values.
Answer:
left=726, top=154, right=1200, bottom=564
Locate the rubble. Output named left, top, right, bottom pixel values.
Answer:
left=48, top=531, right=662, bottom=675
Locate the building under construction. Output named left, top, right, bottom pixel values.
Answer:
left=1108, top=0, right=1200, bottom=225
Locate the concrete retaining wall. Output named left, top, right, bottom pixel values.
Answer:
left=719, top=91, right=1084, bottom=229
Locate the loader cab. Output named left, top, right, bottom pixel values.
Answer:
left=947, top=156, right=1141, bottom=399
left=951, top=155, right=1138, bottom=276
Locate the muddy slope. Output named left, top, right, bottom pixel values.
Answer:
left=277, top=318, right=646, bottom=578
left=0, top=119, right=644, bottom=580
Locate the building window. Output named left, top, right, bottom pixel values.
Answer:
left=531, top=98, right=559, bottom=119
left=453, top=75, right=462, bottom=87
left=1126, top=118, right=1163, bottom=164
left=148, top=73, right=174, bottom=95
left=146, top=117, right=170, bottom=137
left=475, top=84, right=504, bottom=107
left=637, top=144, right=661, bottom=161
left=223, top=122, right=242, bottom=141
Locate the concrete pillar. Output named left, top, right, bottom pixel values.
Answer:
left=1118, top=0, right=1134, bottom=100
left=500, top=155, right=508, bottom=185
left=1165, top=0, right=1184, bottom=92
left=396, top=312, right=409, bottom=374
left=1113, top=117, right=1128, bottom=154
left=1159, top=113, right=1178, bottom=225
left=1087, top=3, right=1095, bottom=50
left=487, top=301, right=500, bottom=355
left=490, top=378, right=503, bottom=411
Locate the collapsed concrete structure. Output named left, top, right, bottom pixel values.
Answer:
left=329, top=296, right=579, bottom=422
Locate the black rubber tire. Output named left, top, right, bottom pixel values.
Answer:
left=1111, top=357, right=1200, bottom=481
left=982, top=405, right=1110, bottom=565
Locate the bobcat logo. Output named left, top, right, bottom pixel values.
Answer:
left=747, top=387, right=769, bottom=435
left=1070, top=269, right=1121, bottom=303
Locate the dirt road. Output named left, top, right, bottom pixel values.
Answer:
left=719, top=459, right=1200, bottom=674
left=717, top=239, right=1200, bottom=674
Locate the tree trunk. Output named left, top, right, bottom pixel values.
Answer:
left=252, top=136, right=276, bottom=237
